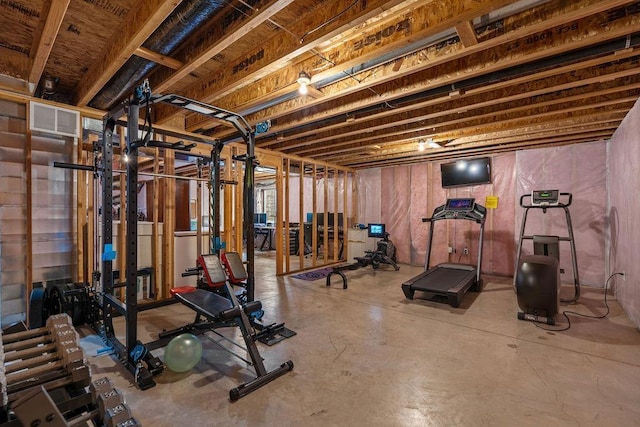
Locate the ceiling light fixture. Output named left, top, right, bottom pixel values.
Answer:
left=297, top=71, right=311, bottom=95
left=418, top=140, right=426, bottom=152
left=427, top=138, right=440, bottom=149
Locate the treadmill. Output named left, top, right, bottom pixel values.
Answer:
left=402, top=198, right=486, bottom=308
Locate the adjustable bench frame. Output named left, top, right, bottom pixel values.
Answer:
left=164, top=254, right=293, bottom=401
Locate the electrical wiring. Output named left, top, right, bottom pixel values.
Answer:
left=533, top=272, right=623, bottom=332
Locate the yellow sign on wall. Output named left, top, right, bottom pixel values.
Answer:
left=485, top=195, right=499, bottom=209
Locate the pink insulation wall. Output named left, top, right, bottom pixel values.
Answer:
left=357, top=145, right=608, bottom=283
left=515, top=142, right=607, bottom=287
left=357, top=153, right=517, bottom=276
left=608, top=98, right=640, bottom=327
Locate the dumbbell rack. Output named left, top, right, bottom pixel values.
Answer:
left=0, top=314, right=141, bottom=426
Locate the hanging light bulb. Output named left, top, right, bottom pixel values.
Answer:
left=418, top=140, right=426, bottom=152
left=297, top=71, right=311, bottom=95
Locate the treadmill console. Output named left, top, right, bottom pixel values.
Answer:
left=428, top=198, right=486, bottom=222
left=445, top=198, right=475, bottom=212
left=531, top=190, right=559, bottom=206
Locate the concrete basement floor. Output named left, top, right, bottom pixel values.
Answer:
left=82, top=255, right=640, bottom=426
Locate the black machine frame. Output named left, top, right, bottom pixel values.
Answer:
left=514, top=191, right=580, bottom=303
left=99, top=87, right=261, bottom=388
left=402, top=198, right=486, bottom=307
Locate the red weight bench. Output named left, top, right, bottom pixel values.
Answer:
left=220, top=251, right=248, bottom=287
left=167, top=254, right=293, bottom=401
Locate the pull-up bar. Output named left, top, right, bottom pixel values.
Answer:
left=98, top=82, right=261, bottom=390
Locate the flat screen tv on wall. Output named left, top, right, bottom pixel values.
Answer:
left=440, top=157, right=491, bottom=188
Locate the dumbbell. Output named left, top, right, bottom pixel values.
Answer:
left=3, top=321, right=86, bottom=390
left=2, top=315, right=78, bottom=361
left=1, top=314, right=75, bottom=346
left=4, top=346, right=85, bottom=387
left=2, top=316, right=80, bottom=400
left=90, top=377, right=141, bottom=427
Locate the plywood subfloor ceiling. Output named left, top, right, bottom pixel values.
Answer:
left=1, top=0, right=639, bottom=168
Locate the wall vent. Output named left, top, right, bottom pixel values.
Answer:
left=30, top=102, right=79, bottom=137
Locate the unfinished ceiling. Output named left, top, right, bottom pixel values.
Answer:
left=1, top=0, right=639, bottom=168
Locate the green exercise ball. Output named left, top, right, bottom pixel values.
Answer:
left=164, top=333, right=203, bottom=373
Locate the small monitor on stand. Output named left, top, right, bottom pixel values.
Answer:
left=254, top=213, right=267, bottom=225
left=368, top=223, right=385, bottom=238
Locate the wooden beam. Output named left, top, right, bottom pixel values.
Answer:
left=204, top=0, right=636, bottom=137
left=298, top=160, right=304, bottom=268
left=455, top=21, right=478, bottom=47
left=152, top=147, right=160, bottom=300
left=134, top=47, right=184, bottom=70
left=75, top=0, right=183, bottom=106
left=155, top=0, right=413, bottom=124
left=154, top=0, right=295, bottom=94
left=287, top=51, right=640, bottom=154
left=161, top=142, right=175, bottom=300
left=304, top=89, right=637, bottom=160
left=286, top=67, right=640, bottom=154
left=25, top=101, right=33, bottom=326
left=28, top=0, right=71, bottom=90
left=184, top=0, right=518, bottom=130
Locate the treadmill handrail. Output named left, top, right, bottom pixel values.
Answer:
left=520, top=192, right=572, bottom=208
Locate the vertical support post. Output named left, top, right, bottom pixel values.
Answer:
left=298, top=161, right=304, bottom=267
left=425, top=220, right=435, bottom=271
left=25, top=103, right=33, bottom=324
left=196, top=160, right=203, bottom=256
left=210, top=143, right=223, bottom=255
left=118, top=130, right=127, bottom=300
left=333, top=169, right=339, bottom=262
left=151, top=147, right=160, bottom=298
left=323, top=166, right=329, bottom=261
left=125, top=102, right=140, bottom=364
left=101, top=117, right=116, bottom=339
left=284, top=158, right=290, bottom=273
left=311, top=164, right=317, bottom=266
left=476, top=220, right=485, bottom=284
left=244, top=133, right=256, bottom=302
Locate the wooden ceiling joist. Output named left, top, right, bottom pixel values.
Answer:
left=134, top=46, right=184, bottom=70
left=75, top=0, right=183, bottom=106
left=193, top=0, right=635, bottom=136
left=28, top=0, right=71, bottom=91
left=153, top=0, right=296, bottom=94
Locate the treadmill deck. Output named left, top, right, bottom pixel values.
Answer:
left=402, top=263, right=479, bottom=307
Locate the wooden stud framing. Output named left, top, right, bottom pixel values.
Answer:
left=332, top=169, right=339, bottom=262
left=298, top=160, right=305, bottom=270
left=343, top=170, right=348, bottom=257
left=162, top=139, right=175, bottom=299
left=76, top=135, right=88, bottom=282
left=311, top=164, right=317, bottom=266
left=284, top=158, right=291, bottom=273
left=25, top=100, right=33, bottom=325
left=152, top=147, right=160, bottom=299
left=275, top=157, right=284, bottom=275
left=323, top=167, right=329, bottom=262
